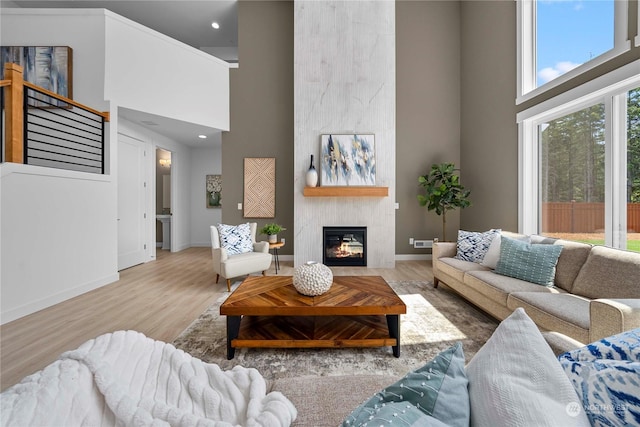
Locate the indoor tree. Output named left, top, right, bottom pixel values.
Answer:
left=418, top=162, right=471, bottom=241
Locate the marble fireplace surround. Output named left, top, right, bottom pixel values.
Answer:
left=292, top=1, right=396, bottom=269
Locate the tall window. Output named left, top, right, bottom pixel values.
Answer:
left=540, top=103, right=606, bottom=243
left=536, top=1, right=614, bottom=87
left=518, top=63, right=640, bottom=252
left=517, top=0, right=629, bottom=102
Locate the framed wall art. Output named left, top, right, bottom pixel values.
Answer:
left=320, top=134, right=375, bottom=186
left=244, top=158, right=275, bottom=218
left=206, top=174, right=222, bottom=208
left=1, top=46, right=73, bottom=100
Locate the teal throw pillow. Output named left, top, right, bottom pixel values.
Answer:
left=341, top=342, right=469, bottom=427
left=494, top=236, right=563, bottom=286
left=558, top=328, right=640, bottom=426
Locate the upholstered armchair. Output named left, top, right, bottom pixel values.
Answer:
left=210, top=223, right=272, bottom=291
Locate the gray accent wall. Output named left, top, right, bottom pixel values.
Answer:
left=396, top=1, right=463, bottom=249
left=221, top=1, right=294, bottom=254
left=460, top=1, right=518, bottom=232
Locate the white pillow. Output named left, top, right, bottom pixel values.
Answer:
left=480, top=233, right=531, bottom=269
left=479, top=233, right=502, bottom=268
left=466, top=308, right=590, bottom=427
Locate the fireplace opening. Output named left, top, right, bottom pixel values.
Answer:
left=323, top=226, right=367, bottom=267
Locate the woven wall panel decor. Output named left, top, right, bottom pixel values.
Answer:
left=244, top=158, right=276, bottom=218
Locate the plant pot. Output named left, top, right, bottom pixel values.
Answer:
left=268, top=234, right=278, bottom=243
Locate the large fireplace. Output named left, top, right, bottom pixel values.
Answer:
left=323, top=226, right=367, bottom=267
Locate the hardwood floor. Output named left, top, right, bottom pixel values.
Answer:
left=0, top=248, right=433, bottom=391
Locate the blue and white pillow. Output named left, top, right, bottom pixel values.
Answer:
left=558, top=328, right=640, bottom=426
left=455, top=229, right=501, bottom=263
left=217, top=223, right=254, bottom=255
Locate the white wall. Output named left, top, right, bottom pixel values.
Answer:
left=293, top=1, right=397, bottom=268
left=0, top=10, right=108, bottom=109
left=0, top=8, right=229, bottom=323
left=0, top=164, right=118, bottom=323
left=104, top=11, right=230, bottom=131
left=190, top=141, right=222, bottom=247
left=1, top=9, right=115, bottom=323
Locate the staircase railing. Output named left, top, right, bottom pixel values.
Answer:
left=1, top=62, right=110, bottom=174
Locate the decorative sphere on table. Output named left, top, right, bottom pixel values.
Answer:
left=293, top=261, right=333, bottom=296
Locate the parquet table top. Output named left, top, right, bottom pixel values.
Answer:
left=220, top=275, right=407, bottom=316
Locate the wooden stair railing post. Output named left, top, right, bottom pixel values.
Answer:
left=4, top=63, right=24, bottom=164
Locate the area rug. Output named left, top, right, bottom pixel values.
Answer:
left=172, top=280, right=499, bottom=381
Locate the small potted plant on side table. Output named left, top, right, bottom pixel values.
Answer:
left=260, top=223, right=286, bottom=244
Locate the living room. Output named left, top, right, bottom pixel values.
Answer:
left=1, top=1, right=640, bottom=425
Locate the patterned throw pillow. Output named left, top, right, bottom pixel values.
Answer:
left=216, top=223, right=253, bottom=255
left=494, top=236, right=563, bottom=286
left=342, top=342, right=469, bottom=427
left=455, top=229, right=501, bottom=263
left=558, top=328, right=640, bottom=426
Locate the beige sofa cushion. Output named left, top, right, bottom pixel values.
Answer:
left=551, top=239, right=592, bottom=292
left=438, top=257, right=491, bottom=283
left=507, top=292, right=590, bottom=343
left=571, top=246, right=640, bottom=299
left=465, top=270, right=566, bottom=307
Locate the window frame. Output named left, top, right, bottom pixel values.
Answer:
left=517, top=59, right=640, bottom=247
left=517, top=0, right=631, bottom=104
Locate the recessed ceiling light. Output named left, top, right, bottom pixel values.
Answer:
left=198, top=134, right=207, bottom=139
left=211, top=22, right=220, bottom=29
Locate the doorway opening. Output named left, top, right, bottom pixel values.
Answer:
left=156, top=148, right=172, bottom=250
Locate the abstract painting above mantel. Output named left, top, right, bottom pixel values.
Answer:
left=320, top=134, right=375, bottom=186
left=1, top=46, right=72, bottom=100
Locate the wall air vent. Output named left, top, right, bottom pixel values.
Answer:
left=413, top=240, right=433, bottom=249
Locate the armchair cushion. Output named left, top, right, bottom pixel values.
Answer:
left=217, top=223, right=254, bottom=255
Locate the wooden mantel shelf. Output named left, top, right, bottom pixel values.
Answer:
left=303, top=186, right=389, bottom=197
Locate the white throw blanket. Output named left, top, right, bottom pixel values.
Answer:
left=1, top=330, right=297, bottom=427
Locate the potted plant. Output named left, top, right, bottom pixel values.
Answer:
left=417, top=162, right=471, bottom=242
left=260, top=223, right=286, bottom=243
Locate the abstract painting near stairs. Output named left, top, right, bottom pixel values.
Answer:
left=243, top=158, right=276, bottom=218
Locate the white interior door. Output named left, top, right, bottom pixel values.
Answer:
left=118, top=134, right=148, bottom=270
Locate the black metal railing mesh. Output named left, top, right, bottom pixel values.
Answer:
left=24, top=86, right=105, bottom=174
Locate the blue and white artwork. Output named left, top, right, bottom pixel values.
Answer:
left=320, top=134, right=376, bottom=186
left=1, top=46, right=72, bottom=99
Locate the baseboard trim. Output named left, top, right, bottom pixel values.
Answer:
left=395, top=254, right=432, bottom=261
left=1, top=273, right=120, bottom=325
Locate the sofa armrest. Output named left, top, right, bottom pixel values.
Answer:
left=590, top=299, right=640, bottom=342
left=433, top=242, right=456, bottom=259
left=254, top=241, right=269, bottom=253
left=432, top=242, right=457, bottom=288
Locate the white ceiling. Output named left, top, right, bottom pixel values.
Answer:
left=2, top=0, right=237, bottom=147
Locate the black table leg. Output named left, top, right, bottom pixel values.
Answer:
left=387, top=314, right=401, bottom=358
left=226, top=316, right=241, bottom=360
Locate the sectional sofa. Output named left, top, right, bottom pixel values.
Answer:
left=432, top=231, right=640, bottom=344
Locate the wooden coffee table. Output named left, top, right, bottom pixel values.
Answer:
left=220, top=275, right=406, bottom=359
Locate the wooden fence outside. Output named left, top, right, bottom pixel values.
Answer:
left=542, top=202, right=640, bottom=233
